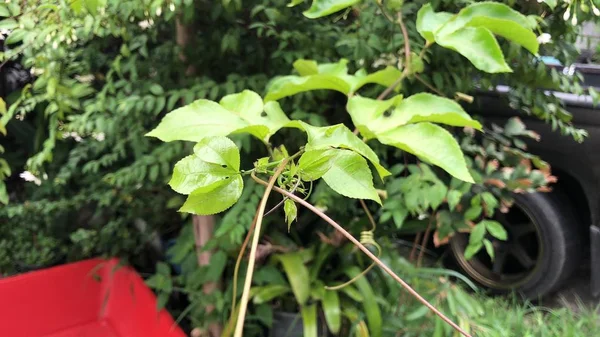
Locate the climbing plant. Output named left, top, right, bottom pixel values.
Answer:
left=147, top=2, right=544, bottom=336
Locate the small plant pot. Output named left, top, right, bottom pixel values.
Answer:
left=271, top=311, right=327, bottom=337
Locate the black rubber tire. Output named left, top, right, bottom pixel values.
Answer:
left=449, top=191, right=583, bottom=299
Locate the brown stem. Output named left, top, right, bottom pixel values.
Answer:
left=417, top=217, right=434, bottom=268
left=252, top=175, right=472, bottom=337
left=398, top=13, right=411, bottom=75
left=414, top=74, right=445, bottom=97
left=409, top=232, right=422, bottom=262
left=359, top=199, right=376, bottom=231
left=376, top=69, right=407, bottom=101
left=234, top=161, right=290, bottom=337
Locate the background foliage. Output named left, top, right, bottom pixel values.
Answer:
left=0, top=0, right=597, bottom=335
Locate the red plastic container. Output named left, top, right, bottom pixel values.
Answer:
left=0, top=258, right=186, bottom=337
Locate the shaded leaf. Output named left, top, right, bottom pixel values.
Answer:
left=301, top=304, right=318, bottom=337
left=483, top=239, right=495, bottom=260
left=322, top=150, right=381, bottom=204
left=346, top=267, right=382, bottom=337
left=284, top=199, right=297, bottom=231
left=323, top=291, right=341, bottom=334
left=253, top=285, right=291, bottom=304
left=276, top=253, right=311, bottom=305
left=464, top=242, right=483, bottom=260
left=469, top=223, right=486, bottom=245
left=447, top=190, right=462, bottom=211
left=483, top=220, right=507, bottom=240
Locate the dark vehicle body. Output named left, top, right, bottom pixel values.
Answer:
left=465, top=63, right=600, bottom=297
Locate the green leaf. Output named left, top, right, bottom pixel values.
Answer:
left=347, top=94, right=481, bottom=141
left=70, top=0, right=83, bottom=13
left=0, top=18, right=18, bottom=30
left=469, top=223, right=486, bottom=245
left=265, top=60, right=401, bottom=101
left=481, top=191, right=498, bottom=215
left=447, top=190, right=462, bottom=211
left=323, top=291, right=341, bottom=334
left=377, top=123, right=473, bottom=183
left=84, top=0, right=101, bottom=15
left=0, top=182, right=8, bottom=205
left=416, top=4, right=453, bottom=43
left=438, top=2, right=537, bottom=36
left=428, top=183, right=448, bottom=210
left=288, top=121, right=390, bottom=179
left=303, top=0, right=360, bottom=19
left=169, top=156, right=235, bottom=195
left=339, top=284, right=363, bottom=302
left=5, top=29, right=27, bottom=45
left=0, top=5, right=9, bottom=17
left=293, top=59, right=319, bottom=76
left=298, top=149, right=336, bottom=181
left=253, top=285, right=291, bottom=304
left=435, top=27, right=511, bottom=73
left=465, top=16, right=538, bottom=54
left=193, top=136, right=240, bottom=170
left=150, top=84, right=164, bottom=95
left=406, top=305, right=430, bottom=321
left=322, top=150, right=381, bottom=204
left=276, top=253, right=311, bottom=305
left=301, top=304, right=318, bottom=337
left=284, top=199, right=297, bottom=231
left=147, top=90, right=289, bottom=143
left=483, top=239, right=495, bottom=260
left=346, top=267, right=382, bottom=337
left=464, top=242, right=482, bottom=260
left=179, top=175, right=243, bottom=215
left=464, top=205, right=482, bottom=221
left=541, top=0, right=556, bottom=9
left=483, top=220, right=507, bottom=240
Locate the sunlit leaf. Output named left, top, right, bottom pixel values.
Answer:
left=469, top=223, right=486, bottom=245
left=436, top=27, right=511, bottom=73
left=179, top=175, right=243, bottom=215
left=416, top=4, right=453, bottom=43
left=347, top=94, right=481, bottom=139
left=265, top=59, right=401, bottom=101
left=303, top=0, right=360, bottom=19
left=298, top=149, right=337, bottom=181
left=193, top=136, right=240, bottom=170
left=447, top=190, right=462, bottom=211
left=147, top=90, right=289, bottom=143
left=288, top=121, right=390, bottom=179
left=377, top=123, right=473, bottom=183
left=169, top=155, right=234, bottom=195
left=322, top=150, right=382, bottom=204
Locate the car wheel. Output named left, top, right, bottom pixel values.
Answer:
left=449, top=192, right=582, bottom=299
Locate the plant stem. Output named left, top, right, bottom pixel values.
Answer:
left=417, top=216, right=434, bottom=268
left=233, top=160, right=290, bottom=337
left=375, top=13, right=412, bottom=102
left=252, top=175, right=472, bottom=337
left=414, top=73, right=446, bottom=96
